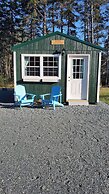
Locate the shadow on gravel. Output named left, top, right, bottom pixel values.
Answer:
left=0, top=88, right=14, bottom=103
left=0, top=103, right=15, bottom=109
left=0, top=89, right=60, bottom=110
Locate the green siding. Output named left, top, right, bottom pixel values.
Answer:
left=14, top=33, right=101, bottom=104
left=88, top=50, right=99, bottom=103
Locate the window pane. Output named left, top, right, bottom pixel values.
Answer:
left=80, top=65, right=83, bottom=72
left=54, top=57, right=58, bottom=62
left=73, top=66, right=75, bottom=73
left=30, top=67, right=34, bottom=72
left=54, top=69, right=58, bottom=76
left=73, top=59, right=76, bottom=66
left=30, top=61, right=34, bottom=66
left=77, top=65, right=79, bottom=73
left=30, top=71, right=34, bottom=76
left=35, top=67, right=40, bottom=76
left=27, top=71, right=29, bottom=76
left=26, top=67, right=30, bottom=76
left=43, top=68, right=48, bottom=76
left=49, top=70, right=53, bottom=76
left=30, top=57, right=34, bottom=61
left=81, top=59, right=84, bottom=73
left=24, top=56, right=40, bottom=77
left=73, top=73, right=75, bottom=79
left=49, top=62, right=53, bottom=66
left=43, top=56, right=59, bottom=77
left=77, top=59, right=80, bottom=66
left=54, top=62, right=58, bottom=67
left=25, top=57, right=29, bottom=61
left=25, top=57, right=29, bottom=66
left=35, top=61, right=40, bottom=66
left=43, top=57, right=47, bottom=62
left=43, top=62, right=47, bottom=66
left=35, top=57, right=40, bottom=62
left=81, top=59, right=84, bottom=66
left=76, top=73, right=79, bottom=79
left=80, top=73, right=83, bottom=79
left=49, top=57, right=53, bottom=61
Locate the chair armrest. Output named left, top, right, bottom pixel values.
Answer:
left=53, top=94, right=62, bottom=98
left=26, top=93, right=36, bottom=96
left=52, top=93, right=62, bottom=103
left=40, top=93, right=50, bottom=100
left=26, top=93, right=36, bottom=99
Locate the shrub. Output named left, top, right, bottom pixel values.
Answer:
left=0, top=75, right=13, bottom=88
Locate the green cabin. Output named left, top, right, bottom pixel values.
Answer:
left=12, top=31, right=104, bottom=105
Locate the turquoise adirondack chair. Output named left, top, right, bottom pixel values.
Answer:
left=14, top=85, right=36, bottom=108
left=40, top=86, right=64, bottom=110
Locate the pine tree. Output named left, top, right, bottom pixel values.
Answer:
left=0, top=0, right=16, bottom=77
left=64, top=0, right=79, bottom=35
left=47, top=0, right=79, bottom=35
left=79, top=0, right=106, bottom=44
left=21, top=0, right=41, bottom=39
left=101, top=2, right=109, bottom=85
left=0, top=0, right=26, bottom=77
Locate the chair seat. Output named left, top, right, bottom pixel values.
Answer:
left=21, top=99, right=34, bottom=104
left=42, top=99, right=52, bottom=104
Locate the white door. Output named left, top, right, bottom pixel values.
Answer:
left=67, top=54, right=90, bottom=100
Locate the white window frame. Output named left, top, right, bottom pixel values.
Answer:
left=21, top=54, right=61, bottom=82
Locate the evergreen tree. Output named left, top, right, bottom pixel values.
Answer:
left=78, top=0, right=106, bottom=44
left=47, top=0, right=79, bottom=35
left=101, top=2, right=109, bottom=85
left=64, top=0, right=79, bottom=35
left=0, top=0, right=27, bottom=77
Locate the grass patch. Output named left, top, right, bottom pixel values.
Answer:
left=100, top=87, right=109, bottom=105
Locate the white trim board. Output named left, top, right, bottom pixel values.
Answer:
left=13, top=51, right=16, bottom=88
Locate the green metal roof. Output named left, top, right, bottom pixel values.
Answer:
left=12, top=31, right=104, bottom=51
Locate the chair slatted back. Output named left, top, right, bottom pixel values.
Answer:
left=15, top=85, right=27, bottom=101
left=50, top=86, right=61, bottom=102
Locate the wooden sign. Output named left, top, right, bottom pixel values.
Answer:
left=51, top=40, right=64, bottom=45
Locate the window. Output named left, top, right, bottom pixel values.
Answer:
left=72, top=59, right=84, bottom=79
left=21, top=54, right=61, bottom=82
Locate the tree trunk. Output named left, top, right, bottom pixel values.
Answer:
left=60, top=3, right=63, bottom=33
left=90, top=3, right=94, bottom=43
left=43, top=3, right=47, bottom=35
left=52, top=2, right=55, bottom=32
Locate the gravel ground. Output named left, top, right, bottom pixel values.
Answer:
left=0, top=102, right=109, bottom=194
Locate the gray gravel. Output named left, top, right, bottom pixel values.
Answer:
left=0, top=102, right=109, bottom=194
